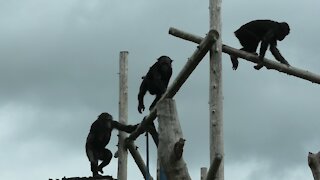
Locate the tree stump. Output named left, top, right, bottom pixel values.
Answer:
left=308, top=151, right=320, bottom=180
left=157, top=98, right=191, bottom=180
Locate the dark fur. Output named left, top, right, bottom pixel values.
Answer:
left=85, top=112, right=137, bottom=177
left=231, top=20, right=290, bottom=70
left=138, top=56, right=173, bottom=113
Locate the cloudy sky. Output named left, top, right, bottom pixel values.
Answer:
left=1, top=0, right=320, bottom=180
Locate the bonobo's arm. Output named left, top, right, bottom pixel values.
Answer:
left=137, top=80, right=147, bottom=113
left=259, top=30, right=275, bottom=60
left=112, top=121, right=138, bottom=133
left=269, top=43, right=290, bottom=65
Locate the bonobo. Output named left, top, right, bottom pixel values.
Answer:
left=85, top=112, right=138, bottom=177
left=138, top=56, right=173, bottom=113
left=230, top=19, right=290, bottom=70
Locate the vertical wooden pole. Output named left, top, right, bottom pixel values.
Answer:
left=118, top=51, right=129, bottom=180
left=209, top=0, right=224, bottom=180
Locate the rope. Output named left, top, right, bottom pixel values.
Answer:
left=145, top=132, right=150, bottom=180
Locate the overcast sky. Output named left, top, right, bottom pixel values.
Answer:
left=1, top=0, right=320, bottom=180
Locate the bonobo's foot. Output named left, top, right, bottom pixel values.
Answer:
left=98, top=167, right=103, bottom=174
left=138, top=104, right=145, bottom=114
left=230, top=55, right=239, bottom=70
left=92, top=172, right=102, bottom=178
left=254, top=55, right=265, bottom=70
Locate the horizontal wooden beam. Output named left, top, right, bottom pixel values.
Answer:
left=169, top=27, right=320, bottom=84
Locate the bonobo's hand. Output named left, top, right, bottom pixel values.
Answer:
left=128, top=123, right=140, bottom=133
left=282, top=59, right=290, bottom=66
left=138, top=104, right=145, bottom=114
left=133, top=123, right=139, bottom=131
left=254, top=54, right=265, bottom=70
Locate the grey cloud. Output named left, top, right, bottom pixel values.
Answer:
left=1, top=0, right=320, bottom=180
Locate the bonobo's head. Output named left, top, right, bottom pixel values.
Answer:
left=157, top=55, right=173, bottom=72
left=98, top=112, right=113, bottom=121
left=277, top=22, right=290, bottom=41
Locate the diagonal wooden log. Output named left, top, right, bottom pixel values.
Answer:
left=127, top=29, right=219, bottom=142
left=169, top=27, right=320, bottom=84
left=126, top=140, right=153, bottom=180
left=308, top=151, right=320, bottom=180
left=125, top=28, right=218, bottom=180
left=205, top=154, right=223, bottom=180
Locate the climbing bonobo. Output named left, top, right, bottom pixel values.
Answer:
left=230, top=19, right=290, bottom=70
left=138, top=56, right=173, bottom=113
left=85, top=112, right=138, bottom=177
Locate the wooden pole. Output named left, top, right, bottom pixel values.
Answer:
left=209, top=0, right=224, bottom=180
left=157, top=98, right=191, bottom=180
left=201, top=167, right=208, bottom=180
left=169, top=27, right=320, bottom=84
left=308, top=152, right=320, bottom=180
left=117, top=51, right=129, bottom=180
left=127, top=29, right=219, bottom=142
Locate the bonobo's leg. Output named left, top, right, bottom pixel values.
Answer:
left=86, top=146, right=99, bottom=177
left=97, top=149, right=112, bottom=174
left=230, top=54, right=239, bottom=70
left=242, top=46, right=264, bottom=70
left=232, top=30, right=259, bottom=70
left=149, top=77, right=166, bottom=111
left=138, top=80, right=148, bottom=113
left=91, top=162, right=100, bottom=177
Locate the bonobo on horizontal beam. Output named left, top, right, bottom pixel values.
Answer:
left=169, top=27, right=320, bottom=85
left=127, top=29, right=219, bottom=142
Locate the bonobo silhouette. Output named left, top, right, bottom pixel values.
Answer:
left=85, top=112, right=138, bottom=177
left=230, top=19, right=290, bottom=70
left=138, top=56, right=173, bottom=113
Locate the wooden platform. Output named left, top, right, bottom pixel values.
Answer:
left=49, top=175, right=116, bottom=180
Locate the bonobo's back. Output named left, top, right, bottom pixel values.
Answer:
left=235, top=20, right=279, bottom=38
left=157, top=56, right=173, bottom=81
